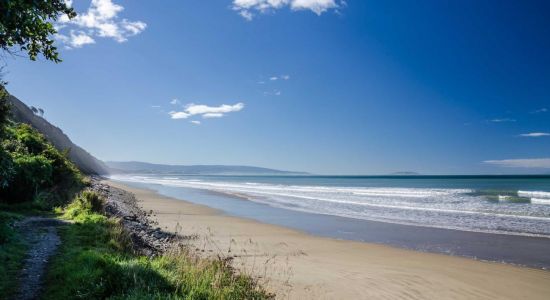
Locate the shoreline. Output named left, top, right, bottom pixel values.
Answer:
left=105, top=179, right=550, bottom=299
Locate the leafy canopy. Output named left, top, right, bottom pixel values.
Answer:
left=0, top=0, right=76, bottom=62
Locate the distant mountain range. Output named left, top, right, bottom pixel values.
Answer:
left=106, top=161, right=307, bottom=175
left=390, top=171, right=420, bottom=175
left=8, top=93, right=109, bottom=174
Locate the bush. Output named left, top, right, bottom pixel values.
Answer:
left=0, top=124, right=83, bottom=206
left=64, top=190, right=105, bottom=219
left=0, top=148, right=14, bottom=189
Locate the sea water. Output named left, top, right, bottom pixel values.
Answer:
left=110, top=174, right=550, bottom=238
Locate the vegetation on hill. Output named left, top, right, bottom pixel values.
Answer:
left=0, top=120, right=84, bottom=206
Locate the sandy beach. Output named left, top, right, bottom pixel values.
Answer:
left=106, top=180, right=550, bottom=299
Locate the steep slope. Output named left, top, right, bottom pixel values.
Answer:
left=7, top=93, right=108, bottom=174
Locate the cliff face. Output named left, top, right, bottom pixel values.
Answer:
left=7, top=93, right=109, bottom=175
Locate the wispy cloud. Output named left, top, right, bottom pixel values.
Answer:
left=484, top=158, right=550, bottom=168
left=151, top=105, right=161, bottom=108
left=170, top=98, right=180, bottom=105
left=169, top=103, right=245, bottom=120
left=56, top=0, right=146, bottom=49
left=519, top=132, right=550, bottom=137
left=232, top=0, right=342, bottom=20
left=190, top=120, right=201, bottom=125
left=263, top=89, right=282, bottom=96
left=489, top=118, right=516, bottom=123
left=531, top=108, right=548, bottom=114
left=268, top=75, right=290, bottom=81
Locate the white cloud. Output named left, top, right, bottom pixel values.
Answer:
left=281, top=74, right=290, bottom=80
left=190, top=120, right=201, bottom=125
left=519, top=132, right=550, bottom=137
left=270, top=76, right=279, bottom=81
left=489, top=118, right=516, bottom=123
left=185, top=103, right=245, bottom=115
left=203, top=113, right=224, bottom=118
left=168, top=111, right=190, bottom=119
left=484, top=158, right=550, bottom=169
left=233, top=0, right=341, bottom=20
left=56, top=0, right=146, bottom=48
left=169, top=102, right=245, bottom=120
left=56, top=31, right=95, bottom=48
left=170, top=98, right=180, bottom=105
left=291, top=0, right=339, bottom=14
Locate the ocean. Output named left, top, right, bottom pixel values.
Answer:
left=110, top=174, right=550, bottom=237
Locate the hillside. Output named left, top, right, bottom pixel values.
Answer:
left=106, top=161, right=307, bottom=175
left=7, top=93, right=108, bottom=174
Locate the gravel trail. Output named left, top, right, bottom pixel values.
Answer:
left=14, top=217, right=68, bottom=300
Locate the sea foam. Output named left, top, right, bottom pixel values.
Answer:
left=110, top=175, right=550, bottom=237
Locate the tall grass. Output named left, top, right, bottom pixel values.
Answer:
left=44, top=191, right=274, bottom=299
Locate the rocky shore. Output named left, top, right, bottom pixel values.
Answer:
left=90, top=178, right=179, bottom=256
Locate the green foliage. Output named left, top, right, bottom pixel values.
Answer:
left=0, top=123, right=83, bottom=205
left=64, top=190, right=105, bottom=220
left=45, top=193, right=273, bottom=300
left=0, top=147, right=14, bottom=188
left=0, top=84, right=9, bottom=137
left=0, top=211, right=26, bottom=297
left=0, top=0, right=76, bottom=62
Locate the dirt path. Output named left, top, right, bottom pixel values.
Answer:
left=14, top=217, right=68, bottom=300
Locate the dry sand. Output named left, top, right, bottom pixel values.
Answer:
left=106, top=180, right=550, bottom=300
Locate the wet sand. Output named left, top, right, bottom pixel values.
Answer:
left=107, top=180, right=550, bottom=299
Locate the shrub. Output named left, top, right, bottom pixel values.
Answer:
left=64, top=190, right=105, bottom=219
left=0, top=124, right=83, bottom=205
left=3, top=154, right=52, bottom=203
left=0, top=148, right=14, bottom=189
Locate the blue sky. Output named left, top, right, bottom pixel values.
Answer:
left=4, top=0, right=550, bottom=174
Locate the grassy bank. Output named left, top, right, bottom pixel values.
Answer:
left=0, top=210, right=27, bottom=296
left=44, top=191, right=273, bottom=299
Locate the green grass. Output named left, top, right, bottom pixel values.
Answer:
left=44, top=191, right=273, bottom=300
left=0, top=210, right=27, bottom=297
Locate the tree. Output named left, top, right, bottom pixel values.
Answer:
left=0, top=0, right=76, bottom=63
